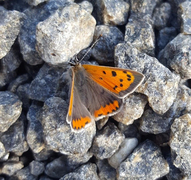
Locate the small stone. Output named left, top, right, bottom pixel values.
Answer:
left=157, top=27, right=177, bottom=52
left=96, top=116, right=109, bottom=130
left=0, top=161, right=24, bottom=176
left=66, top=152, right=93, bottom=171
left=125, top=15, right=155, bottom=56
left=91, top=123, right=125, bottom=159
left=170, top=114, right=191, bottom=175
left=117, top=140, right=169, bottom=180
left=0, top=114, right=29, bottom=156
left=96, top=159, right=116, bottom=180
left=60, top=163, right=99, bottom=180
left=131, top=0, right=160, bottom=17
left=118, top=123, right=139, bottom=138
left=26, top=103, right=45, bottom=154
left=42, top=97, right=96, bottom=155
left=0, top=153, right=9, bottom=162
left=91, top=25, right=124, bottom=64
left=18, top=0, right=72, bottom=65
left=95, top=0, right=129, bottom=25
left=170, top=85, right=191, bottom=118
left=0, top=48, right=21, bottom=89
left=45, top=153, right=92, bottom=178
left=115, top=43, right=180, bottom=115
left=24, top=0, right=48, bottom=6
left=9, top=166, right=37, bottom=180
left=158, top=33, right=191, bottom=79
left=140, top=108, right=173, bottom=134
left=0, top=141, right=5, bottom=159
left=178, top=1, right=191, bottom=34
left=79, top=1, right=93, bottom=14
left=36, top=3, right=96, bottom=65
left=33, top=149, right=53, bottom=162
left=153, top=2, right=171, bottom=30
left=113, top=93, right=147, bottom=125
left=16, top=83, right=31, bottom=111
left=28, top=64, right=64, bottom=102
left=29, top=160, right=45, bottom=176
left=166, top=153, right=184, bottom=180
left=0, top=7, right=24, bottom=59
left=108, top=138, right=138, bottom=169
left=8, top=74, right=29, bottom=93
left=0, top=91, right=22, bottom=132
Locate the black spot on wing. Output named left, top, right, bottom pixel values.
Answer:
left=112, top=71, right=117, bottom=77
left=113, top=85, right=118, bottom=90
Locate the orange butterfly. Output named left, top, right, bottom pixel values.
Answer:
left=66, top=62, right=144, bottom=132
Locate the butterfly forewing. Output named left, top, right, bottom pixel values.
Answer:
left=82, top=64, right=144, bottom=98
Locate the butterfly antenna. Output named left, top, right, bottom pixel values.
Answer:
left=79, top=34, right=102, bottom=63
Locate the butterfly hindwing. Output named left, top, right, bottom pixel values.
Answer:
left=82, top=64, right=144, bottom=98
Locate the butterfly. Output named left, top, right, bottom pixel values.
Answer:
left=66, top=62, right=144, bottom=132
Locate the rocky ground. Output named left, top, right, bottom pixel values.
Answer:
left=0, top=0, right=191, bottom=179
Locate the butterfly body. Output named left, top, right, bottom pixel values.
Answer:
left=66, top=63, right=144, bottom=131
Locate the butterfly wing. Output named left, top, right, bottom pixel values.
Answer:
left=67, top=68, right=92, bottom=131
left=74, top=66, right=123, bottom=121
left=82, top=64, right=144, bottom=98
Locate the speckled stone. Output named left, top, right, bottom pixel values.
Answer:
left=28, top=64, right=64, bottom=102
left=95, top=0, right=129, bottom=25
left=96, top=159, right=116, bottom=180
left=91, top=25, right=124, bottom=64
left=0, top=48, right=21, bottom=89
left=0, top=91, right=22, bottom=132
left=18, top=0, right=72, bottom=65
left=45, top=152, right=92, bottom=178
left=0, top=6, right=24, bottom=59
left=0, top=114, right=29, bottom=156
left=170, top=114, right=191, bottom=176
left=140, top=108, right=173, bottom=134
left=26, top=103, right=45, bottom=154
left=0, top=161, right=24, bottom=176
left=42, top=97, right=96, bottom=155
left=125, top=15, right=155, bottom=56
left=36, top=3, right=96, bottom=65
left=60, top=163, right=99, bottom=180
left=117, top=140, right=169, bottom=180
left=157, top=27, right=177, bottom=52
left=178, top=1, right=191, bottom=34
left=159, top=33, right=191, bottom=79
left=113, top=93, right=147, bottom=126
left=29, top=160, right=45, bottom=176
left=9, top=166, right=37, bottom=180
left=153, top=2, right=171, bottom=30
left=91, top=123, right=125, bottom=159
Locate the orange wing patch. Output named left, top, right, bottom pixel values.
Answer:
left=94, top=100, right=120, bottom=118
left=72, top=116, right=91, bottom=130
left=82, top=64, right=139, bottom=96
